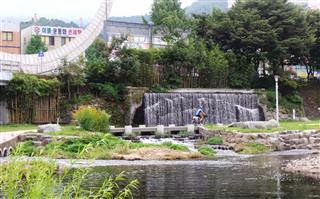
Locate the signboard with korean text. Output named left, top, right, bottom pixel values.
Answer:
left=32, top=26, right=83, bottom=38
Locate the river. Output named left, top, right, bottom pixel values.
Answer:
left=76, top=150, right=320, bottom=199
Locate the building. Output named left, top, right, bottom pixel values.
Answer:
left=21, top=25, right=83, bottom=53
left=102, top=20, right=166, bottom=49
left=0, top=22, right=21, bottom=54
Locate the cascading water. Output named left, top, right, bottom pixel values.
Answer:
left=144, top=92, right=264, bottom=126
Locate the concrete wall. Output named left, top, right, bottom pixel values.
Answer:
left=0, top=101, right=9, bottom=124
left=102, top=20, right=166, bottom=49
left=125, top=86, right=149, bottom=126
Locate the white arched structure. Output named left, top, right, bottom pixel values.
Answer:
left=0, top=0, right=114, bottom=74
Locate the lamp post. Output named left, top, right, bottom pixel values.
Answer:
left=275, top=75, right=279, bottom=123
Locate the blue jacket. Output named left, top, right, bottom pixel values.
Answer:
left=195, top=108, right=203, bottom=116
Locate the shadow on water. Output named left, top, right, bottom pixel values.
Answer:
left=83, top=154, right=320, bottom=199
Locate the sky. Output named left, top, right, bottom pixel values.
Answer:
left=0, top=0, right=196, bottom=23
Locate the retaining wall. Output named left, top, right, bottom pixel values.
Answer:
left=200, top=127, right=320, bottom=151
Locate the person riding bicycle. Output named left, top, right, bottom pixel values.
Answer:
left=195, top=105, right=206, bottom=124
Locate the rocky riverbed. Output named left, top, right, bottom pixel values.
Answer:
left=285, top=155, right=320, bottom=179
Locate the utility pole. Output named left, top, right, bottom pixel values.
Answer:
left=275, top=75, right=279, bottom=123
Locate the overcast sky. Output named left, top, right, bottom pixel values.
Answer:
left=0, top=0, right=196, bottom=23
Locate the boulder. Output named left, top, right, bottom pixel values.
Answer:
left=229, top=120, right=279, bottom=129
left=38, top=124, right=62, bottom=133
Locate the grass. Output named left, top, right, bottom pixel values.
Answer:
left=207, top=136, right=223, bottom=145
left=198, top=146, right=216, bottom=157
left=0, top=158, right=139, bottom=198
left=236, top=142, right=270, bottom=154
left=13, top=134, right=194, bottom=160
left=206, top=119, right=320, bottom=133
left=0, top=124, right=36, bottom=132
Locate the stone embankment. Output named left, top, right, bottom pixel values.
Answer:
left=285, top=156, right=320, bottom=179
left=200, top=128, right=320, bottom=151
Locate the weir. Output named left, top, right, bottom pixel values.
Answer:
left=144, top=89, right=264, bottom=126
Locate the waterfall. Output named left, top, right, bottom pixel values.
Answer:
left=144, top=92, right=263, bottom=126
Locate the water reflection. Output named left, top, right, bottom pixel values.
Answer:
left=85, top=154, right=320, bottom=199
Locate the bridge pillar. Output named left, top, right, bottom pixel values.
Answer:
left=156, top=125, right=165, bottom=136
left=187, top=124, right=195, bottom=133
left=124, top=125, right=133, bottom=136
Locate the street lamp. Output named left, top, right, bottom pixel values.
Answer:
left=275, top=75, right=279, bottom=123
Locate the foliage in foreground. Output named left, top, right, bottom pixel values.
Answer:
left=0, top=158, right=139, bottom=199
left=74, top=106, right=111, bottom=133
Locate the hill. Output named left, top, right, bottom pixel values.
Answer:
left=185, top=0, right=229, bottom=14
left=21, top=17, right=80, bottom=29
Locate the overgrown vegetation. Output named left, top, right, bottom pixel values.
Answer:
left=13, top=133, right=197, bottom=160
left=0, top=158, right=139, bottom=198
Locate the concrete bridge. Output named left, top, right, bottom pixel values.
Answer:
left=110, top=125, right=199, bottom=136
left=0, top=132, right=20, bottom=157
left=0, top=130, right=37, bottom=157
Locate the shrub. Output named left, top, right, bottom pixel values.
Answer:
left=207, top=136, right=223, bottom=145
left=73, top=106, right=110, bottom=132
left=198, top=146, right=215, bottom=156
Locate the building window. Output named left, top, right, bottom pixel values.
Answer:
left=49, top=36, right=55, bottom=46
left=69, top=37, right=72, bottom=42
left=61, top=37, right=66, bottom=46
left=2, top=32, right=13, bottom=41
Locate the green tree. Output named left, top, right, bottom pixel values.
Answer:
left=151, top=0, right=188, bottom=43
left=25, top=35, right=47, bottom=54
left=304, top=9, right=320, bottom=79
left=194, top=0, right=313, bottom=77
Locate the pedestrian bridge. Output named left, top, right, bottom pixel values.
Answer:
left=0, top=0, right=114, bottom=75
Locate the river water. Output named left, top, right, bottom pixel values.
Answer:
left=1, top=151, right=319, bottom=198
left=79, top=151, right=320, bottom=199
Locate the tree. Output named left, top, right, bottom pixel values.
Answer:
left=57, top=58, right=85, bottom=101
left=304, top=9, right=320, bottom=79
left=151, top=0, right=188, bottom=43
left=194, top=0, right=313, bottom=76
left=25, top=35, right=47, bottom=54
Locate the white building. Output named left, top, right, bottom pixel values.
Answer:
left=21, top=25, right=83, bottom=54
